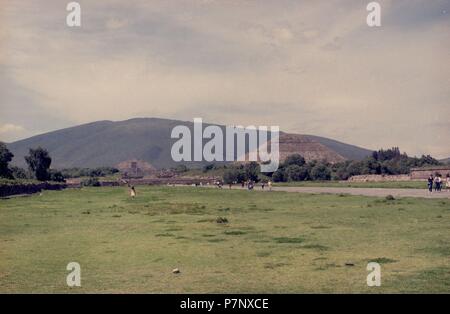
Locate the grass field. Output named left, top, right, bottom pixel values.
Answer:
left=1, top=186, right=449, bottom=293
left=274, top=180, right=426, bottom=189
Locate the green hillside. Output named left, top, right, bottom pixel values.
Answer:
left=6, top=118, right=372, bottom=169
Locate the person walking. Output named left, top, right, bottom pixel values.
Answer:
left=445, top=174, right=450, bottom=192
left=427, top=175, right=433, bottom=193
left=434, top=175, right=439, bottom=192
left=268, top=180, right=272, bottom=191
left=129, top=185, right=136, bottom=198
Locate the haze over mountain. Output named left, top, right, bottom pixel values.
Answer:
left=6, top=118, right=373, bottom=169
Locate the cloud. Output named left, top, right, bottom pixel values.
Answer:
left=0, top=123, right=26, bottom=142
left=0, top=123, right=24, bottom=133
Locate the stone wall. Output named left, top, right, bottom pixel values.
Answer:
left=410, top=167, right=450, bottom=180
left=347, top=174, right=411, bottom=182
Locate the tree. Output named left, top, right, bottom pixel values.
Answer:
left=361, top=157, right=381, bottom=174
left=372, top=147, right=402, bottom=161
left=415, top=155, right=440, bottom=167
left=11, top=166, right=28, bottom=179
left=346, top=161, right=363, bottom=177
left=244, top=162, right=260, bottom=182
left=285, top=165, right=309, bottom=181
left=310, top=163, right=331, bottom=180
left=49, top=169, right=65, bottom=182
left=284, top=154, right=306, bottom=167
left=0, top=142, right=14, bottom=179
left=25, top=147, right=52, bottom=181
left=235, top=168, right=247, bottom=183
left=223, top=168, right=239, bottom=184
left=331, top=163, right=350, bottom=180
left=222, top=165, right=248, bottom=184
left=272, top=168, right=287, bottom=182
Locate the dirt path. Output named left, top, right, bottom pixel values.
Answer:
left=222, top=186, right=450, bottom=199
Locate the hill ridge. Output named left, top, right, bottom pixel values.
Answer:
left=6, top=117, right=373, bottom=169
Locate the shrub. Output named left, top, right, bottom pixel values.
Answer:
left=216, top=217, right=229, bottom=224
left=285, top=165, right=309, bottom=181
left=11, top=166, right=28, bottom=179
left=244, top=162, right=260, bottom=182
left=310, top=163, right=331, bottom=180
left=49, top=169, right=66, bottom=182
left=81, top=177, right=100, bottom=187
left=60, top=167, right=119, bottom=178
left=223, top=168, right=238, bottom=184
left=385, top=195, right=395, bottom=201
left=272, top=168, right=287, bottom=182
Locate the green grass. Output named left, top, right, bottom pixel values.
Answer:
left=0, top=186, right=449, bottom=293
left=274, top=180, right=426, bottom=189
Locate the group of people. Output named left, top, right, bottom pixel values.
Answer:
left=427, top=174, right=450, bottom=193
left=240, top=180, right=272, bottom=191
left=216, top=180, right=273, bottom=191
left=128, top=174, right=450, bottom=197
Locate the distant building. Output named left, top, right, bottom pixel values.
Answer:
left=410, top=166, right=450, bottom=180
left=115, top=159, right=157, bottom=178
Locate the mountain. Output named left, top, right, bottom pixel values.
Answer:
left=440, top=157, right=450, bottom=165
left=6, top=118, right=373, bottom=169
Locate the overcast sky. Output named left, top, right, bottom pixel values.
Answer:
left=0, top=0, right=449, bottom=158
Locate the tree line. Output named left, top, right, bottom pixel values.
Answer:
left=0, top=142, right=118, bottom=182
left=220, top=147, right=442, bottom=183
left=1, top=142, right=443, bottom=183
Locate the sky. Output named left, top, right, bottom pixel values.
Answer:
left=0, top=0, right=449, bottom=158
